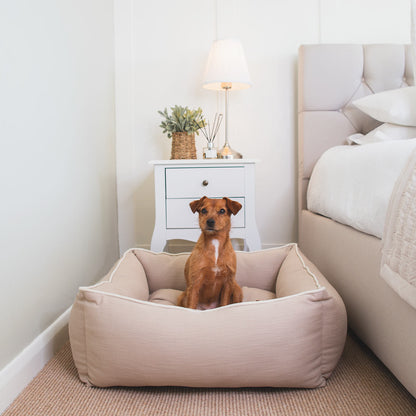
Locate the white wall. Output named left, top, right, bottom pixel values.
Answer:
left=116, top=0, right=410, bottom=253
left=0, top=0, right=119, bottom=369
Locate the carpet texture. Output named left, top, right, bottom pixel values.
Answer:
left=3, top=333, right=416, bottom=416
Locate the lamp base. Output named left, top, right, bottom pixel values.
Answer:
left=218, top=143, right=243, bottom=159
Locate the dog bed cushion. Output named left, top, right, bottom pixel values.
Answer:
left=69, top=244, right=347, bottom=388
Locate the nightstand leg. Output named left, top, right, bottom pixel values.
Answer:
left=243, top=239, right=249, bottom=252
left=150, top=233, right=167, bottom=252
left=244, top=229, right=262, bottom=252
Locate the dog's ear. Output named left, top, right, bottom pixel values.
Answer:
left=223, top=198, right=242, bottom=216
left=190, top=196, right=208, bottom=213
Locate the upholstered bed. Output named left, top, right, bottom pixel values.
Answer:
left=69, top=245, right=347, bottom=388
left=298, top=44, right=416, bottom=398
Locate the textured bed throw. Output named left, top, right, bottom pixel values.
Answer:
left=381, top=148, right=416, bottom=309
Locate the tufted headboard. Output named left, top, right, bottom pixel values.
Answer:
left=297, top=44, right=414, bottom=224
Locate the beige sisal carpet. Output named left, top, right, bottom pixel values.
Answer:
left=3, top=332, right=416, bottom=416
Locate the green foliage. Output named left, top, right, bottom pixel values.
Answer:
left=158, top=105, right=206, bottom=138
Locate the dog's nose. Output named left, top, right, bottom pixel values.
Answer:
left=206, top=218, right=215, bottom=229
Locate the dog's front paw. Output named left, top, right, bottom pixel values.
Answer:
left=232, top=284, right=243, bottom=303
left=177, top=292, right=186, bottom=307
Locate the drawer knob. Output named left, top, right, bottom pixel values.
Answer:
left=202, top=180, right=209, bottom=186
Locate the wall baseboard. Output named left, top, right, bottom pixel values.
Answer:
left=0, top=306, right=72, bottom=414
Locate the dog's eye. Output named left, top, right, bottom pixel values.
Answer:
left=219, top=208, right=226, bottom=214
left=201, top=208, right=208, bottom=214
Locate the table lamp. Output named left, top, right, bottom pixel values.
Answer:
left=202, top=38, right=252, bottom=159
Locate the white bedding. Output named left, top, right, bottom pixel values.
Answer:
left=307, top=139, right=416, bottom=238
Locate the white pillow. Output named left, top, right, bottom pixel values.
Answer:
left=353, top=86, right=416, bottom=126
left=347, top=123, right=416, bottom=145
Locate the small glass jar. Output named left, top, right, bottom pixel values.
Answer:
left=203, top=142, right=218, bottom=159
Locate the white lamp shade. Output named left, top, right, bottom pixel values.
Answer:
left=203, top=38, right=252, bottom=91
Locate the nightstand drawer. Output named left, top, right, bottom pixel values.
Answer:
left=166, top=198, right=245, bottom=229
left=166, top=167, right=245, bottom=198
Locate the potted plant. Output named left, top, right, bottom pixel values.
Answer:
left=158, top=105, right=206, bottom=159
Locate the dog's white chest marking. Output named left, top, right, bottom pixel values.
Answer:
left=211, top=239, right=220, bottom=273
left=212, top=239, right=219, bottom=263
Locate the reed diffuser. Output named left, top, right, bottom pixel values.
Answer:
left=200, top=113, right=223, bottom=159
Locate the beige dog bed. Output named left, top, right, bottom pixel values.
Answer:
left=69, top=244, right=347, bottom=388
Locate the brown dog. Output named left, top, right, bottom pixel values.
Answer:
left=178, top=196, right=243, bottom=310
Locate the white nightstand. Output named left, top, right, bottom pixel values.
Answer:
left=149, top=159, right=261, bottom=252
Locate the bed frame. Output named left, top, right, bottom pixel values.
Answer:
left=297, top=44, right=416, bottom=398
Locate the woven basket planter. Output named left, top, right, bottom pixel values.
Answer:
left=171, top=132, right=197, bottom=159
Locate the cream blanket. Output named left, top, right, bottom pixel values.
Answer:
left=307, top=140, right=416, bottom=239
left=381, top=148, right=416, bottom=310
